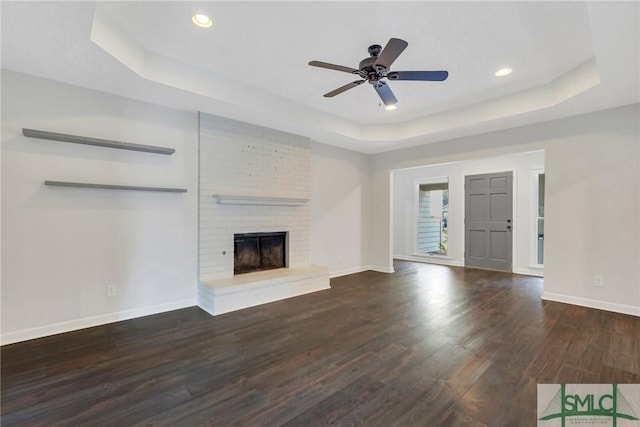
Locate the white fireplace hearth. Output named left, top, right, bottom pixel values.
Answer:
left=198, top=265, right=329, bottom=315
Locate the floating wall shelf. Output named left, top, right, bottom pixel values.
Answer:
left=23, top=128, right=175, bottom=155
left=212, top=194, right=308, bottom=206
left=45, top=181, right=187, bottom=193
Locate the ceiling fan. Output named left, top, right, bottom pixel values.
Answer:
left=309, top=38, right=448, bottom=108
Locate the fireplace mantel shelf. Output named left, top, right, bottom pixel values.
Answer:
left=212, top=194, right=309, bottom=206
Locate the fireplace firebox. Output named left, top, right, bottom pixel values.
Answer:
left=234, top=232, right=287, bottom=275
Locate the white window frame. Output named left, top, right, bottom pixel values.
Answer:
left=531, top=167, right=545, bottom=269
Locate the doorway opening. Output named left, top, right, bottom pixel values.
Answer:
left=416, top=180, right=449, bottom=256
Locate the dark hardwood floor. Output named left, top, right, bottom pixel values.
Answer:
left=2, top=261, right=639, bottom=426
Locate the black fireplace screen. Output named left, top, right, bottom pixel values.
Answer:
left=234, top=232, right=287, bottom=275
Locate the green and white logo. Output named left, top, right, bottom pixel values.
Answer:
left=538, top=384, right=640, bottom=426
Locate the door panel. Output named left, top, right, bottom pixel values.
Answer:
left=490, top=230, right=508, bottom=259
left=469, top=177, right=485, bottom=190
left=465, top=171, right=513, bottom=271
left=469, top=230, right=485, bottom=257
left=490, top=193, right=508, bottom=221
left=490, top=176, right=508, bottom=189
left=468, top=194, right=485, bottom=221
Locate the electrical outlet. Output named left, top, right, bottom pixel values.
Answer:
left=594, top=275, right=604, bottom=287
left=106, top=284, right=117, bottom=297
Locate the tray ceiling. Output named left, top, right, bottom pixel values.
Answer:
left=2, top=1, right=638, bottom=153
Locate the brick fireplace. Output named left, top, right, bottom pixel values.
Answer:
left=197, top=113, right=329, bottom=316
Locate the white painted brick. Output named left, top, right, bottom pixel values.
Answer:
left=198, top=113, right=312, bottom=287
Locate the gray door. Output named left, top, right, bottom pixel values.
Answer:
left=465, top=171, right=513, bottom=271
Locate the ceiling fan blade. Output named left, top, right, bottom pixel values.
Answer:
left=387, top=71, right=449, bottom=81
left=374, top=38, right=408, bottom=69
left=373, top=81, right=398, bottom=106
left=323, top=80, right=366, bottom=97
left=309, top=61, right=359, bottom=74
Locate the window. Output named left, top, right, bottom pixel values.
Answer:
left=416, top=180, right=449, bottom=256
left=535, top=172, right=545, bottom=265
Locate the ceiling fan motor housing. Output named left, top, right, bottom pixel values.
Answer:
left=359, top=56, right=379, bottom=73
left=360, top=44, right=389, bottom=82
left=367, top=44, right=382, bottom=57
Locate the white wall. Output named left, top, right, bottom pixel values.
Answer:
left=371, top=104, right=640, bottom=316
left=3, top=69, right=637, bottom=346
left=392, top=150, right=545, bottom=276
left=1, top=71, right=199, bottom=344
left=544, top=114, right=640, bottom=314
left=310, top=142, right=370, bottom=277
left=1, top=71, right=374, bottom=343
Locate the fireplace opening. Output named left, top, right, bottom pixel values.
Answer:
left=234, top=232, right=287, bottom=275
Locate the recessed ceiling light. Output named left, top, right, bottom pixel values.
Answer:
left=495, top=68, right=512, bottom=77
left=385, top=104, right=397, bottom=111
left=192, top=14, right=212, bottom=28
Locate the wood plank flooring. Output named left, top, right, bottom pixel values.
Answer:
left=2, top=261, right=639, bottom=426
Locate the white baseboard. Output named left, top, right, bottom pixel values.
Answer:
left=513, top=267, right=544, bottom=277
left=366, top=265, right=395, bottom=274
left=330, top=265, right=395, bottom=278
left=393, top=254, right=464, bottom=267
left=330, top=266, right=370, bottom=278
left=395, top=255, right=542, bottom=276
left=0, top=298, right=197, bottom=346
left=541, top=292, right=640, bottom=317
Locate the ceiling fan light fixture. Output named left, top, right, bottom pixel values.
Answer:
left=309, top=38, right=448, bottom=107
left=192, top=14, right=212, bottom=28
left=495, top=67, right=512, bottom=77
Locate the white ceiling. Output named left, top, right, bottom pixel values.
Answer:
left=2, top=1, right=639, bottom=154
